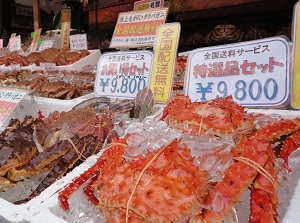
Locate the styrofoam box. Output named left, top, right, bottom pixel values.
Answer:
left=1, top=92, right=99, bottom=130
left=1, top=105, right=300, bottom=222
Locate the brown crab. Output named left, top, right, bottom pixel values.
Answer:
left=0, top=116, right=40, bottom=191
left=206, top=24, right=244, bottom=43
left=35, top=81, right=83, bottom=99
left=0, top=107, right=114, bottom=203
left=40, top=47, right=60, bottom=63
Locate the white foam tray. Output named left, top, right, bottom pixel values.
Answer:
left=1, top=106, right=300, bottom=222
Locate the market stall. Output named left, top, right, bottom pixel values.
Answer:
left=0, top=0, right=300, bottom=222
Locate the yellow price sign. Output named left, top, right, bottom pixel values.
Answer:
left=30, top=28, right=42, bottom=53
left=292, top=2, right=300, bottom=108
left=149, top=23, right=181, bottom=102
left=61, top=22, right=70, bottom=50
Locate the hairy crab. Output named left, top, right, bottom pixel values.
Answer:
left=58, top=94, right=300, bottom=222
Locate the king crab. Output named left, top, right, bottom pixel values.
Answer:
left=0, top=106, right=114, bottom=203
left=57, top=94, right=300, bottom=223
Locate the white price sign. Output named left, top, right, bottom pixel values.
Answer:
left=9, top=35, right=21, bottom=52
left=0, top=39, right=3, bottom=48
left=95, top=51, right=153, bottom=99
left=40, top=62, right=57, bottom=71
left=9, top=64, right=21, bottom=70
left=0, top=88, right=27, bottom=126
left=39, top=40, right=54, bottom=51
left=185, top=37, right=290, bottom=107
left=69, top=34, right=87, bottom=50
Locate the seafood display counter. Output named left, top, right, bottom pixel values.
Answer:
left=0, top=49, right=101, bottom=71
left=1, top=93, right=300, bottom=222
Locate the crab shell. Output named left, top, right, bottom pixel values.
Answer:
left=40, top=47, right=60, bottom=62
left=99, top=138, right=205, bottom=222
left=161, top=94, right=255, bottom=139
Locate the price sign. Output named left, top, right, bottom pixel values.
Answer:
left=0, top=39, right=3, bottom=48
left=185, top=37, right=290, bottom=107
left=0, top=88, right=27, bottom=126
left=9, top=64, right=21, bottom=70
left=134, top=0, right=164, bottom=11
left=61, top=22, right=70, bottom=49
left=69, top=33, right=87, bottom=50
left=150, top=23, right=181, bottom=102
left=292, top=1, right=300, bottom=109
left=39, top=40, right=54, bottom=51
left=95, top=51, right=153, bottom=99
left=40, top=62, right=57, bottom=71
left=110, top=8, right=168, bottom=49
left=9, top=35, right=21, bottom=52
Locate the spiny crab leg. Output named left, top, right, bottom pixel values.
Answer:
left=58, top=141, right=127, bottom=211
left=15, top=136, right=94, bottom=204
left=58, top=158, right=105, bottom=211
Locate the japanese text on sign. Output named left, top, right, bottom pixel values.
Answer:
left=0, top=88, right=27, bottom=126
left=134, top=0, right=164, bottom=11
left=70, top=33, right=87, bottom=50
left=95, top=51, right=153, bottom=99
left=61, top=22, right=70, bottom=49
left=185, top=37, right=290, bottom=107
left=150, top=23, right=181, bottom=102
left=40, top=62, right=57, bottom=71
left=110, top=8, right=168, bottom=49
left=9, top=35, right=21, bottom=52
left=39, top=40, right=54, bottom=51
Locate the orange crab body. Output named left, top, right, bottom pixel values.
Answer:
left=161, top=94, right=255, bottom=138
left=59, top=136, right=208, bottom=222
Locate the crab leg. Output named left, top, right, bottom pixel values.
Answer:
left=7, top=137, right=80, bottom=181
left=249, top=142, right=278, bottom=223
left=279, top=129, right=300, bottom=165
left=58, top=158, right=104, bottom=211
left=15, top=136, right=94, bottom=204
left=201, top=137, right=271, bottom=221
left=83, top=175, right=100, bottom=205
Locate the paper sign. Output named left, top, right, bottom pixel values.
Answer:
left=110, top=8, right=168, bottom=49
left=9, top=64, right=21, bottom=70
left=9, top=35, right=21, bottom=52
left=40, top=62, right=57, bottom=71
left=7, top=33, right=16, bottom=48
left=39, top=40, right=54, bottom=51
left=292, top=1, right=300, bottom=109
left=0, top=88, right=27, bottom=126
left=30, top=28, right=42, bottom=53
left=185, top=36, right=290, bottom=107
left=61, top=22, right=70, bottom=49
left=0, top=39, right=3, bottom=48
left=95, top=51, right=153, bottom=99
left=149, top=23, right=181, bottom=102
left=69, top=33, right=87, bottom=50
left=134, top=0, right=164, bottom=11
